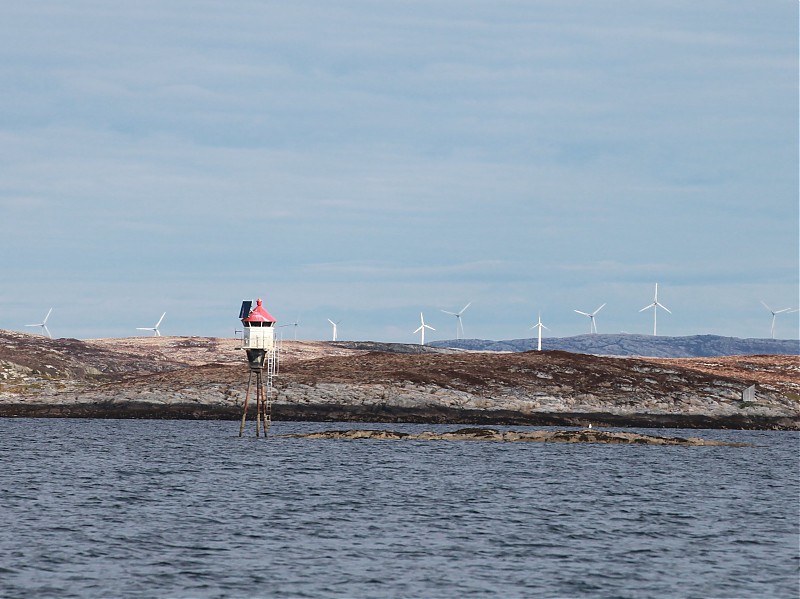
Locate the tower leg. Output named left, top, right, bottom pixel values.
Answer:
left=255, top=370, right=261, bottom=438
left=239, top=371, right=253, bottom=437
left=262, top=371, right=268, bottom=437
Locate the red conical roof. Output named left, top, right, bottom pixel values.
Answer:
left=242, top=298, right=277, bottom=323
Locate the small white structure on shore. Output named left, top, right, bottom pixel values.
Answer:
left=238, top=298, right=279, bottom=437
left=742, top=385, right=756, bottom=403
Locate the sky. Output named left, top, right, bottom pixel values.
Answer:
left=1, top=1, right=798, bottom=343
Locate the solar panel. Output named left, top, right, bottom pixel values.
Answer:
left=239, top=300, right=252, bottom=319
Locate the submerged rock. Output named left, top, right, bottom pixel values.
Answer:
left=283, top=428, right=749, bottom=446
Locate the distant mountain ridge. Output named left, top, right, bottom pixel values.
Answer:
left=428, top=334, right=800, bottom=358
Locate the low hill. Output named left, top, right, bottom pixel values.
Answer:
left=429, top=334, right=800, bottom=358
left=0, top=330, right=797, bottom=429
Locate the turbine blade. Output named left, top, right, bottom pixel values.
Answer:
left=656, top=303, right=672, bottom=314
left=155, top=312, right=166, bottom=327
left=43, top=325, right=52, bottom=339
left=459, top=302, right=472, bottom=314
left=639, top=304, right=654, bottom=312
left=43, top=308, right=53, bottom=324
left=441, top=310, right=457, bottom=315
left=593, top=303, right=606, bottom=315
left=425, top=324, right=435, bottom=331
left=775, top=308, right=791, bottom=314
left=574, top=310, right=590, bottom=316
left=414, top=326, right=423, bottom=334
left=760, top=301, right=772, bottom=312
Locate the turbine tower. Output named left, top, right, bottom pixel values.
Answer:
left=639, top=284, right=670, bottom=336
left=760, top=301, right=791, bottom=339
left=441, top=302, right=471, bottom=339
left=25, top=307, right=53, bottom=339
left=414, top=312, right=435, bottom=346
left=279, top=317, right=301, bottom=340
left=327, top=319, right=339, bottom=342
left=137, top=312, right=166, bottom=337
left=573, top=303, right=606, bottom=334
left=529, top=312, right=549, bottom=351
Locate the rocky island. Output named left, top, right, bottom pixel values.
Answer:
left=283, top=427, right=750, bottom=446
left=0, top=330, right=797, bottom=430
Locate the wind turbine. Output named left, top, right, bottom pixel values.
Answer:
left=280, top=317, right=301, bottom=340
left=414, top=312, right=435, bottom=346
left=441, top=302, right=471, bottom=339
left=573, top=303, right=606, bottom=334
left=529, top=312, right=549, bottom=351
left=639, top=284, right=670, bottom=336
left=760, top=301, right=791, bottom=339
left=25, top=307, right=53, bottom=339
left=327, top=319, right=340, bottom=342
left=137, top=312, right=166, bottom=337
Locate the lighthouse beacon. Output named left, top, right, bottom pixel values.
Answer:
left=238, top=298, right=278, bottom=437
left=241, top=298, right=276, bottom=359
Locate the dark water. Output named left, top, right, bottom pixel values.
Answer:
left=0, top=419, right=797, bottom=599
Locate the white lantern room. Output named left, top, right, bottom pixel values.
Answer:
left=240, top=298, right=277, bottom=349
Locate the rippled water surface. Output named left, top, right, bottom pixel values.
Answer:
left=1, top=419, right=798, bottom=598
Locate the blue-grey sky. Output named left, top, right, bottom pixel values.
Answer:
left=1, top=1, right=798, bottom=342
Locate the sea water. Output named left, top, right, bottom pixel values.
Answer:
left=0, top=419, right=797, bottom=598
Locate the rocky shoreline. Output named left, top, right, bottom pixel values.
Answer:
left=1, top=401, right=796, bottom=431
left=1, top=332, right=798, bottom=430
left=283, top=427, right=751, bottom=446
